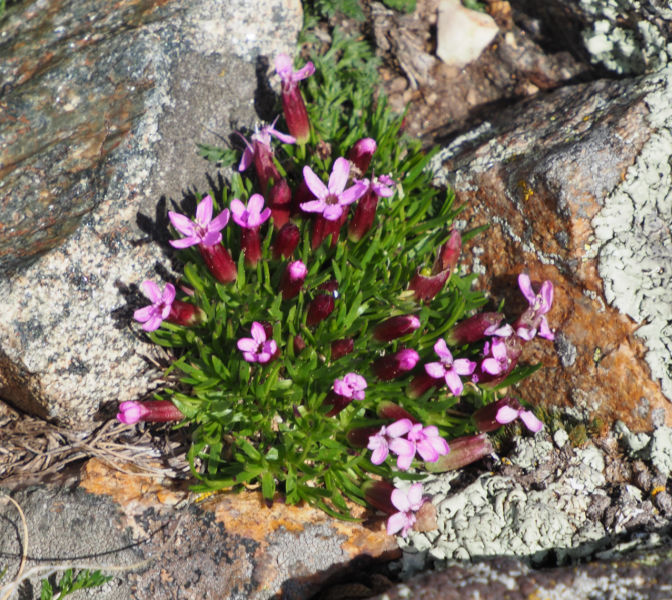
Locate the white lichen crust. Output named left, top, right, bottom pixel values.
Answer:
left=592, top=65, right=672, bottom=401
left=579, top=0, right=672, bottom=74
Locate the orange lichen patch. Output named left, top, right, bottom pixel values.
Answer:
left=206, top=489, right=397, bottom=558
left=79, top=458, right=187, bottom=510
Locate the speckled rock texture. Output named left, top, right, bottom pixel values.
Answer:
left=433, top=64, right=672, bottom=431
left=512, top=0, right=672, bottom=75
left=370, top=551, right=672, bottom=600
left=0, top=458, right=399, bottom=600
left=0, top=0, right=301, bottom=424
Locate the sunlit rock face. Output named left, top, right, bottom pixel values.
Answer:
left=434, top=65, right=672, bottom=431
left=0, top=0, right=301, bottom=424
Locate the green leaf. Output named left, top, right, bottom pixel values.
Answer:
left=261, top=471, right=276, bottom=501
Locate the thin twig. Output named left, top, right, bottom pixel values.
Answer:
left=0, top=494, right=28, bottom=600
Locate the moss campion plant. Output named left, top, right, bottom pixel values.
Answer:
left=121, top=34, right=555, bottom=531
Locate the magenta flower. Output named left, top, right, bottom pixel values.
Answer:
left=404, top=423, right=450, bottom=468
left=367, top=418, right=414, bottom=466
left=275, top=53, right=315, bottom=143
left=300, top=158, right=368, bottom=221
left=117, top=400, right=184, bottom=424
left=237, top=322, right=278, bottom=363
left=473, top=397, right=543, bottom=433
left=387, top=482, right=425, bottom=537
left=230, top=194, right=271, bottom=229
left=514, top=273, right=555, bottom=341
left=238, top=119, right=295, bottom=172
left=481, top=338, right=510, bottom=376
left=168, top=195, right=230, bottom=249
left=134, top=281, right=175, bottom=332
left=424, top=338, right=476, bottom=396
left=333, top=372, right=367, bottom=401
left=373, top=349, right=420, bottom=381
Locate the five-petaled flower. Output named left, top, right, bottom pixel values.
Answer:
left=275, top=54, right=315, bottom=143
left=399, top=423, right=450, bottom=469
left=134, top=280, right=175, bottom=332
left=387, top=482, right=425, bottom=537
left=237, top=322, right=278, bottom=363
left=367, top=418, right=414, bottom=466
left=424, top=338, right=476, bottom=396
left=230, top=194, right=272, bottom=229
left=333, top=372, right=367, bottom=400
left=168, top=195, right=230, bottom=249
left=301, top=158, right=368, bottom=221
left=514, top=273, right=555, bottom=341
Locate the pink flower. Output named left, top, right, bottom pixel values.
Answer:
left=237, top=322, right=278, bottom=363
left=387, top=483, right=425, bottom=537
left=230, top=194, right=271, bottom=229
left=275, top=54, right=315, bottom=143
left=238, top=119, right=295, bottom=172
left=373, top=349, right=420, bottom=381
left=367, top=418, right=414, bottom=466
left=117, top=400, right=184, bottom=424
left=514, top=273, right=555, bottom=341
left=473, top=397, right=543, bottom=433
left=168, top=195, right=230, bottom=249
left=424, top=338, right=476, bottom=396
left=333, top=372, right=367, bottom=401
left=404, top=423, right=450, bottom=467
left=300, top=158, right=368, bottom=221
left=480, top=338, right=511, bottom=376
left=134, top=281, right=175, bottom=332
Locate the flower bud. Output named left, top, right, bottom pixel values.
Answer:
left=376, top=401, right=418, bottom=423
left=373, top=315, right=421, bottom=342
left=268, top=178, right=292, bottom=229
left=348, top=138, right=377, bottom=174
left=117, top=400, right=184, bottom=424
left=347, top=425, right=382, bottom=448
left=240, top=227, right=262, bottom=267
left=331, top=338, right=354, bottom=360
left=293, top=334, right=306, bottom=354
left=407, top=372, right=443, bottom=398
left=362, top=479, right=396, bottom=515
left=408, top=268, right=450, bottom=302
left=253, top=138, right=282, bottom=195
left=281, top=260, right=307, bottom=300
left=347, top=190, right=378, bottom=242
left=281, top=86, right=311, bottom=144
left=373, top=349, right=420, bottom=381
left=168, top=300, right=206, bottom=327
left=447, top=312, right=506, bottom=345
left=199, top=243, right=237, bottom=284
left=306, top=293, right=335, bottom=326
left=433, top=229, right=461, bottom=274
left=312, top=211, right=347, bottom=249
left=273, top=223, right=300, bottom=259
left=425, top=433, right=494, bottom=472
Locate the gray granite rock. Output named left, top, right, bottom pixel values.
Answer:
left=0, top=0, right=301, bottom=424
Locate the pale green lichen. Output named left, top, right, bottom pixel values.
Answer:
left=579, top=0, right=672, bottom=74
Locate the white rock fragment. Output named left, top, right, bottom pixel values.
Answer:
left=436, top=0, right=499, bottom=69
left=650, top=427, right=672, bottom=476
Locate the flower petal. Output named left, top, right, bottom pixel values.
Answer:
left=386, top=418, right=413, bottom=437
left=169, top=236, right=199, bottom=249
left=196, top=195, right=213, bottom=226
left=168, top=211, right=196, bottom=238
left=292, top=61, right=315, bottom=81
left=407, top=482, right=424, bottom=508
left=443, top=369, right=464, bottom=396
left=133, top=305, right=156, bottom=323
left=141, top=280, right=162, bottom=303
left=300, top=199, right=326, bottom=214
left=328, top=157, right=350, bottom=195
left=433, top=338, right=452, bottom=362
left=303, top=165, right=328, bottom=199
left=495, top=404, right=519, bottom=424
left=322, top=204, right=343, bottom=221
left=339, top=181, right=368, bottom=206
left=251, top=322, right=266, bottom=344
left=386, top=511, right=408, bottom=536
left=520, top=410, right=544, bottom=432
left=248, top=194, right=266, bottom=216
left=391, top=488, right=411, bottom=512
left=237, top=337, right=258, bottom=353
left=453, top=358, right=476, bottom=376
left=518, top=273, right=536, bottom=305
left=424, top=362, right=446, bottom=379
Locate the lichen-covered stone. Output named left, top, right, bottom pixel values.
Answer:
left=0, top=0, right=301, bottom=424
left=433, top=66, right=672, bottom=431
